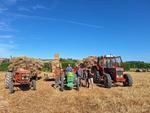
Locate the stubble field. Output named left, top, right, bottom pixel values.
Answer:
left=0, top=72, right=150, bottom=113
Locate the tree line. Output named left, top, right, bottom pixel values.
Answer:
left=123, top=61, right=150, bottom=71
left=0, top=59, right=149, bottom=72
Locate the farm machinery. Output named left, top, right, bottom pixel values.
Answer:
left=5, top=68, right=37, bottom=93
left=92, top=55, right=133, bottom=88
left=60, top=72, right=80, bottom=91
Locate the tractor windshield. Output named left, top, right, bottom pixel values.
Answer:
left=115, top=57, right=122, bottom=67
left=104, top=57, right=122, bottom=68
left=98, top=56, right=123, bottom=67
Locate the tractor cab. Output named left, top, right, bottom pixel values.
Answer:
left=98, top=55, right=123, bottom=67
left=98, top=55, right=124, bottom=82
left=101, top=56, right=122, bottom=68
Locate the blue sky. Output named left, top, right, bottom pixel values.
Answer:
left=0, top=0, right=150, bottom=61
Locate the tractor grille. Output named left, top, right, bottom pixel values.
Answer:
left=22, top=74, right=29, bottom=80
left=117, top=71, right=123, bottom=76
left=22, top=76, right=27, bottom=80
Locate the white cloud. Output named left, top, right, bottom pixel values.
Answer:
left=10, top=13, right=103, bottom=29
left=0, top=22, right=9, bottom=31
left=0, top=0, right=18, bottom=13
left=0, top=35, right=13, bottom=39
left=32, top=4, right=49, bottom=10
left=3, top=0, right=17, bottom=5
left=18, top=7, right=31, bottom=12
left=9, top=40, right=14, bottom=44
left=0, top=21, right=16, bottom=31
left=0, top=44, right=15, bottom=49
left=0, top=8, right=8, bottom=13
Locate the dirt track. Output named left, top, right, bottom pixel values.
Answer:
left=0, top=72, right=150, bottom=113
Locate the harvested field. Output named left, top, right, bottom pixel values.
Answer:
left=0, top=72, right=150, bottom=113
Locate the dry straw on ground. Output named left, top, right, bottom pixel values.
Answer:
left=0, top=72, right=150, bottom=113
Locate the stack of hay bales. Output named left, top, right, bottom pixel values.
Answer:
left=51, top=60, right=60, bottom=72
left=51, top=53, right=60, bottom=73
left=82, top=56, right=97, bottom=68
left=8, top=56, right=43, bottom=74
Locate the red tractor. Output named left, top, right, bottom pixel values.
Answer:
left=92, top=55, right=133, bottom=88
left=5, top=68, right=36, bottom=93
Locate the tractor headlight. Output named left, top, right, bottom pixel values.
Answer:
left=117, top=75, right=123, bottom=78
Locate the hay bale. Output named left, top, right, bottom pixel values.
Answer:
left=82, top=56, right=97, bottom=68
left=8, top=56, right=43, bottom=74
left=51, top=59, right=60, bottom=73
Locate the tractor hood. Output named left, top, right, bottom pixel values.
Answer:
left=16, top=68, right=30, bottom=74
left=116, top=67, right=124, bottom=72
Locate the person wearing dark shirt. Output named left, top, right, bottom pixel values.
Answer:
left=87, top=67, right=94, bottom=89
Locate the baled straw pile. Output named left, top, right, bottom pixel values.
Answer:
left=8, top=56, right=43, bottom=74
left=51, top=60, right=60, bottom=73
left=82, top=56, right=97, bottom=68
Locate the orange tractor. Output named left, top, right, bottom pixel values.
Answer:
left=5, top=68, right=36, bottom=93
left=91, top=55, right=133, bottom=88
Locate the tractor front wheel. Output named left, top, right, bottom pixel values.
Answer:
left=123, top=74, right=133, bottom=87
left=103, top=73, right=112, bottom=88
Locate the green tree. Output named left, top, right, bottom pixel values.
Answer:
left=60, top=58, right=78, bottom=68
left=0, top=62, right=11, bottom=71
left=42, top=62, right=52, bottom=72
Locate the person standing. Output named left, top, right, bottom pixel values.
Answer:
left=83, top=68, right=88, bottom=87
left=73, top=65, right=78, bottom=74
left=87, top=67, right=94, bottom=89
left=76, top=65, right=83, bottom=77
left=54, top=66, right=62, bottom=88
left=76, top=65, right=83, bottom=86
left=66, top=64, right=73, bottom=72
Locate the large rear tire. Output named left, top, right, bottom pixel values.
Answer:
left=6, top=72, right=14, bottom=93
left=104, top=73, right=112, bottom=88
left=123, top=74, right=133, bottom=87
left=5, top=72, right=10, bottom=89
left=92, top=66, right=99, bottom=83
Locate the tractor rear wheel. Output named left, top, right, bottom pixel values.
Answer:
left=6, top=72, right=14, bottom=93
left=31, top=79, right=36, bottom=90
left=103, top=73, right=112, bottom=88
left=5, top=72, right=10, bottom=89
left=123, top=74, right=133, bottom=87
left=60, top=75, right=64, bottom=91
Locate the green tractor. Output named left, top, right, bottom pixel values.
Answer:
left=60, top=72, right=80, bottom=91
